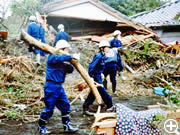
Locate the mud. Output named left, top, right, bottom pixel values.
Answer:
left=0, top=96, right=165, bottom=135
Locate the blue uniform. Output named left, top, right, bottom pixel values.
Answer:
left=39, top=26, right=46, bottom=56
left=53, top=32, right=69, bottom=47
left=84, top=52, right=113, bottom=108
left=27, top=22, right=40, bottom=53
left=109, top=38, right=123, bottom=71
left=40, top=54, right=74, bottom=120
left=103, top=49, right=118, bottom=84
left=110, top=38, right=122, bottom=48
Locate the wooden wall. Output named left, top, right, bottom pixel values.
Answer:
left=153, top=25, right=180, bottom=43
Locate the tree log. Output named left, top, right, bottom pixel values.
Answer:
left=20, top=29, right=102, bottom=105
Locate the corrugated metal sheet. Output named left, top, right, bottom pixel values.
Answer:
left=131, top=0, right=180, bottom=27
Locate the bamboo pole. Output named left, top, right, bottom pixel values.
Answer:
left=20, top=29, right=102, bottom=105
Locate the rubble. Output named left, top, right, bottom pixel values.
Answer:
left=0, top=29, right=179, bottom=127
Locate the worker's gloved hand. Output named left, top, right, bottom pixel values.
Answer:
left=72, top=53, right=80, bottom=60
left=101, top=73, right=105, bottom=81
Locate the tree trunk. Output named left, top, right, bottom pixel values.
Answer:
left=20, top=29, right=102, bottom=105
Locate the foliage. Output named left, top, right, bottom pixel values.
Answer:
left=0, top=0, right=11, bottom=22
left=101, top=0, right=165, bottom=16
left=11, top=0, right=41, bottom=17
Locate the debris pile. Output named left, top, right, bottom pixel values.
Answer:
left=0, top=41, right=45, bottom=122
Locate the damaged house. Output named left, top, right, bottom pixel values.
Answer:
left=41, top=0, right=157, bottom=37
left=131, top=0, right=180, bottom=43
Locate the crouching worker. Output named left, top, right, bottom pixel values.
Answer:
left=38, top=40, right=79, bottom=134
left=103, top=46, right=119, bottom=94
left=83, top=40, right=113, bottom=115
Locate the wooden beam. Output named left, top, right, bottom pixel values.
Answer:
left=116, top=23, right=130, bottom=27
left=20, top=29, right=102, bottom=105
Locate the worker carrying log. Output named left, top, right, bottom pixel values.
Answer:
left=38, top=40, right=79, bottom=134
left=83, top=40, right=113, bottom=116
left=110, top=30, right=126, bottom=80
left=53, top=24, right=70, bottom=47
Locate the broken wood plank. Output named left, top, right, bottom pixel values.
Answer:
left=125, top=64, right=136, bottom=74
left=71, top=35, right=93, bottom=41
left=20, top=29, right=102, bottom=105
left=94, top=113, right=116, bottom=123
left=92, top=119, right=117, bottom=128
left=96, top=127, right=115, bottom=135
left=91, top=36, right=108, bottom=43
left=125, top=33, right=154, bottom=46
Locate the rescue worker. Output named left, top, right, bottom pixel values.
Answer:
left=27, top=16, right=40, bottom=59
left=38, top=40, right=79, bottom=134
left=53, top=24, right=69, bottom=47
left=83, top=40, right=113, bottom=115
left=37, top=20, right=46, bottom=57
left=103, top=47, right=119, bottom=94
left=110, top=30, right=126, bottom=80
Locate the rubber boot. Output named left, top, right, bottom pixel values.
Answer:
left=103, top=79, right=107, bottom=89
left=83, top=104, right=94, bottom=116
left=112, top=83, right=116, bottom=94
left=38, top=118, right=51, bottom=134
left=62, top=114, right=79, bottom=133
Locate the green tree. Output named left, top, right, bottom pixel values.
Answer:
left=11, top=0, right=41, bottom=16
left=101, top=0, right=165, bottom=16
left=9, top=0, right=42, bottom=34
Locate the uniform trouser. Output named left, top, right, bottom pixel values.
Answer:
left=117, top=53, right=123, bottom=72
left=40, top=81, right=71, bottom=121
left=83, top=74, right=113, bottom=108
left=103, top=62, right=117, bottom=85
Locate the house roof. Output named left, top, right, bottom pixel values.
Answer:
left=131, top=0, right=180, bottom=27
left=41, top=0, right=139, bottom=29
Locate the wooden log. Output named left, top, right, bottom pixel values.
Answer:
left=20, top=29, right=102, bottom=105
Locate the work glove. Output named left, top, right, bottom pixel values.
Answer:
left=101, top=73, right=105, bottom=81
left=72, top=53, right=80, bottom=60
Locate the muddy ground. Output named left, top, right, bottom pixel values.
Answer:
left=0, top=95, right=165, bottom=135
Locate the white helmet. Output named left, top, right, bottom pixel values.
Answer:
left=57, top=24, right=64, bottom=32
left=37, top=19, right=43, bottom=24
left=29, top=16, right=36, bottom=22
left=55, top=40, right=70, bottom=49
left=99, top=40, right=110, bottom=48
left=113, top=30, right=121, bottom=36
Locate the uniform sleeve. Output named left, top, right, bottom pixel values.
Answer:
left=27, top=25, right=32, bottom=35
left=118, top=40, right=122, bottom=47
left=88, top=54, right=101, bottom=76
left=48, top=54, right=73, bottom=64
left=109, top=40, right=113, bottom=46
left=65, top=64, right=74, bottom=73
left=53, top=33, right=60, bottom=46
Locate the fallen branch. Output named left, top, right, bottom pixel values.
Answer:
left=0, top=56, right=28, bottom=64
